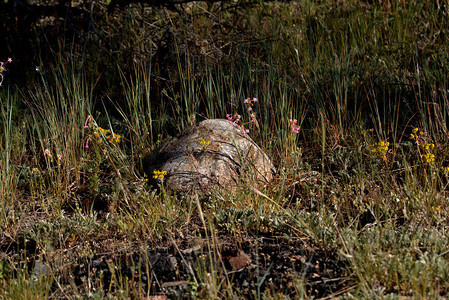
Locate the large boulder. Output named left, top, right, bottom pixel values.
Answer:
left=145, top=119, right=275, bottom=195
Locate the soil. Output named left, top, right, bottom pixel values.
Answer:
left=1, top=214, right=350, bottom=298
left=70, top=236, right=347, bottom=298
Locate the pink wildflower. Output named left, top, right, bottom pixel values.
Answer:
left=244, top=97, right=258, bottom=109
left=85, top=138, right=91, bottom=149
left=290, top=119, right=300, bottom=134
left=240, top=125, right=249, bottom=135
left=44, top=149, right=51, bottom=157
left=227, top=97, right=260, bottom=135
left=226, top=113, right=241, bottom=124
left=83, top=116, right=91, bottom=128
left=250, top=113, right=259, bottom=128
left=0, top=58, right=12, bottom=68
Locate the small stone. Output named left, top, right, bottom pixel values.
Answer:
left=92, top=259, right=107, bottom=268
left=227, top=249, right=252, bottom=270
left=169, top=256, right=178, bottom=269
left=32, top=261, right=50, bottom=281
left=145, top=119, right=275, bottom=195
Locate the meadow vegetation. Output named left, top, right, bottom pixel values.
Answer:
left=1, top=0, right=449, bottom=298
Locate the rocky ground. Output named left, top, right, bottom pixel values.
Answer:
left=1, top=214, right=349, bottom=298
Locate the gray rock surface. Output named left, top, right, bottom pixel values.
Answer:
left=145, top=119, right=275, bottom=194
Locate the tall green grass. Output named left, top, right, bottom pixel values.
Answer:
left=26, top=59, right=94, bottom=207
left=0, top=89, right=16, bottom=202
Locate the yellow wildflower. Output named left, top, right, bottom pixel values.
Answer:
left=372, top=141, right=389, bottom=160
left=423, top=153, right=435, bottom=163
left=108, top=133, right=122, bottom=144
left=422, top=143, right=435, bottom=151
left=410, top=127, right=424, bottom=140
left=93, top=126, right=122, bottom=144
left=199, top=138, right=211, bottom=146
left=153, top=170, right=167, bottom=179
